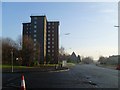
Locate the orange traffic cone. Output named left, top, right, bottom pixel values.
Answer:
left=21, top=75, right=26, bottom=90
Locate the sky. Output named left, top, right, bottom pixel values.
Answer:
left=2, top=2, right=118, bottom=60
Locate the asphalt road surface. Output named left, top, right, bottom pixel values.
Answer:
left=2, top=64, right=119, bottom=89
left=71, top=64, right=119, bottom=88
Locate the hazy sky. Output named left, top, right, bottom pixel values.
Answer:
left=2, top=2, right=118, bottom=60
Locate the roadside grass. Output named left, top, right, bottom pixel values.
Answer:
left=1, top=65, right=33, bottom=69
left=39, top=64, right=57, bottom=67
left=1, top=63, right=75, bottom=69
left=96, top=64, right=117, bottom=69
left=0, top=64, right=2, bottom=69
left=66, top=63, right=76, bottom=68
left=1, top=64, right=58, bottom=69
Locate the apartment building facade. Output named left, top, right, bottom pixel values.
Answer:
left=22, top=15, right=59, bottom=64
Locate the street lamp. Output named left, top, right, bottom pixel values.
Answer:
left=64, top=33, right=70, bottom=35
left=114, top=25, right=119, bottom=28
left=11, top=49, right=13, bottom=72
left=59, top=33, right=71, bottom=67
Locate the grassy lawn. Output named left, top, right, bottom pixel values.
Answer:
left=66, top=63, right=76, bottom=68
left=1, top=63, right=75, bottom=69
left=97, top=64, right=117, bottom=69
left=1, top=64, right=58, bottom=69
left=1, top=65, right=33, bottom=69
left=39, top=64, right=57, bottom=67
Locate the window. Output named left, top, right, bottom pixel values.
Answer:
left=34, top=25, right=37, bottom=29
left=48, top=30, right=50, bottom=33
left=48, top=26, right=51, bottom=29
left=48, top=42, right=50, bottom=44
left=52, top=38, right=54, bottom=40
left=34, top=17, right=37, bottom=20
left=48, top=50, right=50, bottom=52
left=34, top=34, right=36, bottom=37
left=52, top=46, right=54, bottom=48
left=52, top=42, right=54, bottom=44
left=48, top=34, right=50, bottom=37
left=48, top=38, right=50, bottom=40
left=48, top=46, right=50, bottom=48
left=34, top=30, right=36, bottom=33
left=52, top=30, right=54, bottom=33
left=34, top=43, right=36, bottom=46
left=34, top=38, right=36, bottom=42
left=34, top=21, right=37, bottom=24
left=52, top=54, right=54, bottom=56
left=52, top=26, right=54, bottom=29
left=52, top=23, right=54, bottom=25
left=52, top=50, right=54, bottom=52
left=48, top=23, right=51, bottom=25
left=52, top=34, right=54, bottom=36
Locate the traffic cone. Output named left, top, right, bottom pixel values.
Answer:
left=21, top=75, right=26, bottom=90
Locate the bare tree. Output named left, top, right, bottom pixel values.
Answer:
left=59, top=46, right=70, bottom=62
left=77, top=55, right=81, bottom=63
left=22, top=35, right=40, bottom=66
left=2, top=38, right=19, bottom=65
left=59, top=46, right=65, bottom=56
left=16, top=35, right=22, bottom=50
left=98, top=56, right=108, bottom=64
left=98, top=55, right=118, bottom=65
left=22, top=35, right=34, bottom=66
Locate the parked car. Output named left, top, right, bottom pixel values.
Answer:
left=116, top=65, right=120, bottom=70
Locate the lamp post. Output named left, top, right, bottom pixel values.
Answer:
left=11, top=49, right=13, bottom=72
left=59, top=33, right=70, bottom=67
left=114, top=25, right=119, bottom=28
left=114, top=25, right=119, bottom=58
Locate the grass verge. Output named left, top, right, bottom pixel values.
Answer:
left=1, top=65, right=33, bottom=69
left=66, top=63, right=76, bottom=68
left=1, top=64, right=58, bottom=69
left=96, top=64, right=117, bottom=69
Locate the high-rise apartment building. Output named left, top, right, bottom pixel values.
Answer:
left=22, top=15, right=59, bottom=64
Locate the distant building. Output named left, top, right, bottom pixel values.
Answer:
left=98, top=55, right=119, bottom=65
left=46, top=21, right=59, bottom=64
left=107, top=55, right=118, bottom=65
left=22, top=15, right=59, bottom=64
left=68, top=52, right=79, bottom=63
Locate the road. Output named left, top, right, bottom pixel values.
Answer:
left=71, top=64, right=119, bottom=88
left=2, top=64, right=119, bottom=89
